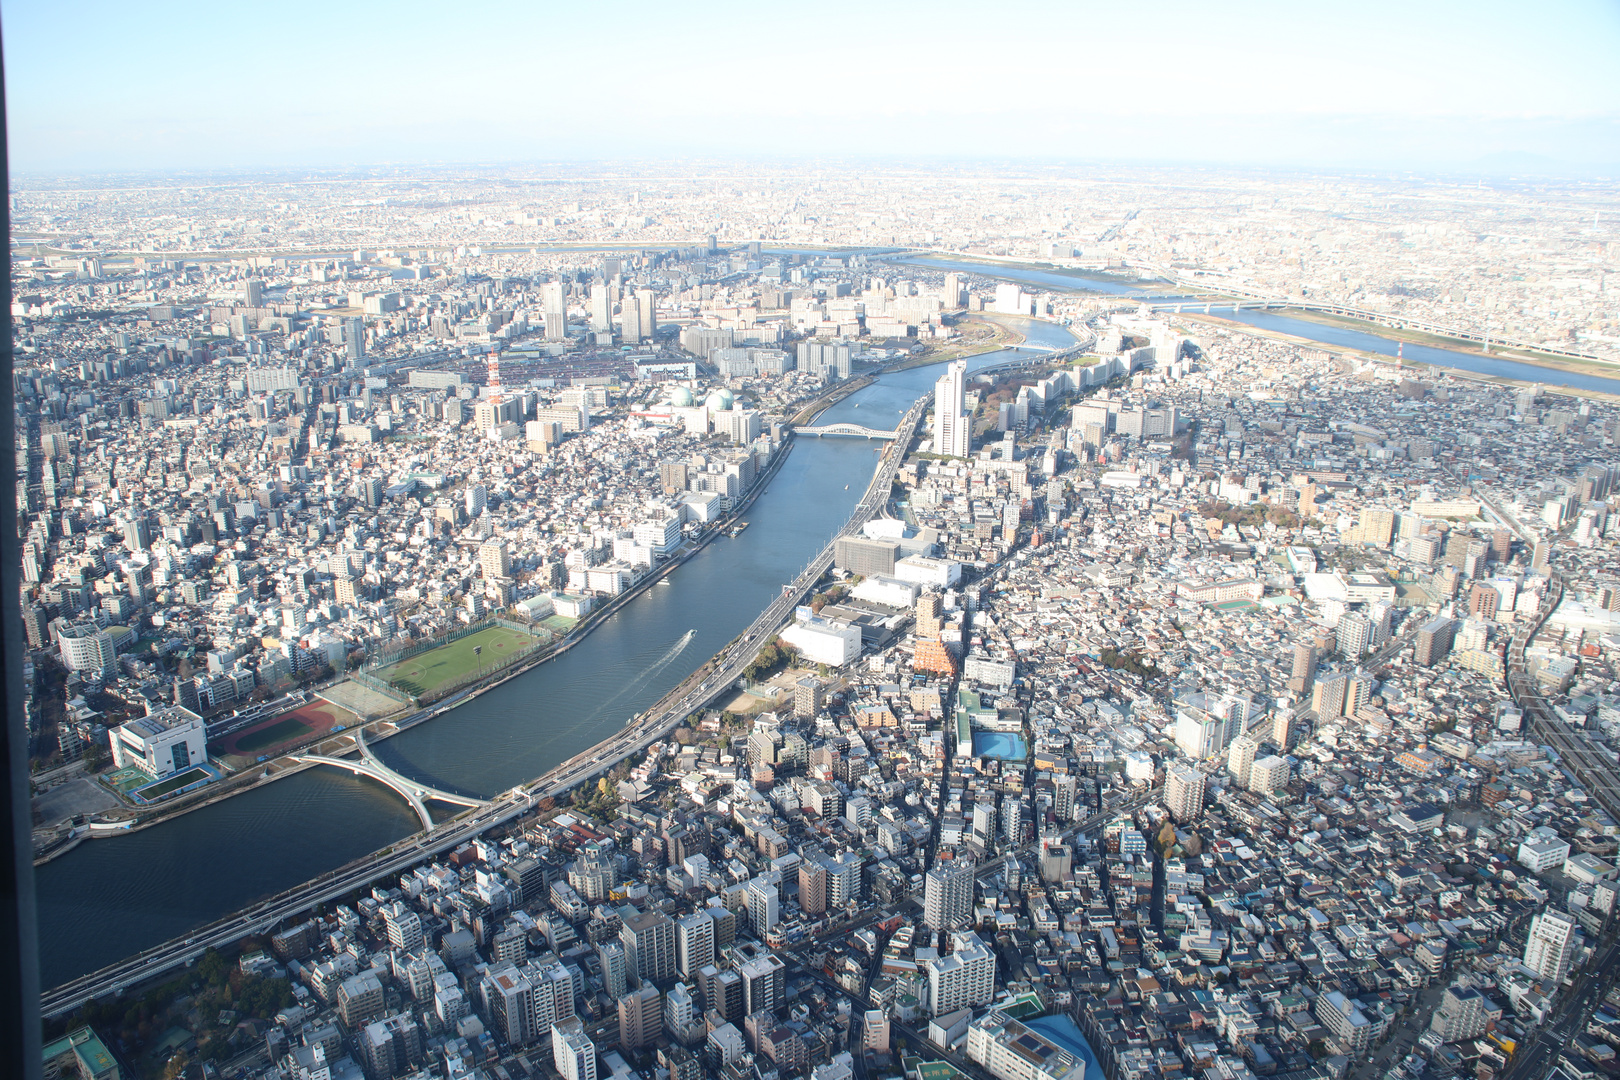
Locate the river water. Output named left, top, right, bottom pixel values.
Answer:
left=45, top=258, right=1616, bottom=986
left=898, top=256, right=1620, bottom=396
left=34, top=318, right=1079, bottom=988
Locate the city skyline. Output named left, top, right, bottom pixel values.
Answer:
left=5, top=0, right=1620, bottom=173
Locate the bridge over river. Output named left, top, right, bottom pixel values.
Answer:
left=291, top=728, right=486, bottom=829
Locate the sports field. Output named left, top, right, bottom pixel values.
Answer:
left=373, top=624, right=538, bottom=700
left=236, top=716, right=313, bottom=754
left=211, top=698, right=357, bottom=767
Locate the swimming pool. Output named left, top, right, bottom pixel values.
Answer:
left=973, top=731, right=1028, bottom=760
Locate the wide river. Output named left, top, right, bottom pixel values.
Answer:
left=39, top=253, right=1620, bottom=987
left=899, top=256, right=1620, bottom=396
left=34, top=318, right=1079, bottom=988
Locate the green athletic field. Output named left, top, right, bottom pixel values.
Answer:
left=373, top=624, right=537, bottom=699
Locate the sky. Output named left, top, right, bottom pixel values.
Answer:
left=5, top=0, right=1620, bottom=174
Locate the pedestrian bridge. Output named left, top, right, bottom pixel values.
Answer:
left=794, top=423, right=898, bottom=440
left=292, top=728, right=486, bottom=830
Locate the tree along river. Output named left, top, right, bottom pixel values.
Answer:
left=34, top=318, right=1078, bottom=988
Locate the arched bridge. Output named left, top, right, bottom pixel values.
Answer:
left=292, top=728, right=487, bottom=830
left=794, top=423, right=898, bottom=440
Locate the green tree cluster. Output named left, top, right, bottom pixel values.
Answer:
left=1097, top=648, right=1162, bottom=681
left=743, top=639, right=799, bottom=681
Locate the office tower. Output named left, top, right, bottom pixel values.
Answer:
left=1312, top=672, right=1349, bottom=718
left=1523, top=910, right=1578, bottom=982
left=1227, top=734, right=1258, bottom=788
left=1415, top=616, right=1456, bottom=666
left=542, top=282, right=567, bottom=340
left=552, top=1017, right=597, bottom=1080
left=932, top=359, right=970, bottom=458
left=799, top=861, right=828, bottom=916
left=618, top=985, right=662, bottom=1050
left=1248, top=755, right=1289, bottom=795
left=621, top=296, right=643, bottom=344
left=479, top=538, right=511, bottom=581
left=359, top=477, right=384, bottom=509
left=636, top=288, right=656, bottom=339
left=620, top=909, right=676, bottom=985
left=589, top=285, right=612, bottom=331
left=244, top=277, right=264, bottom=307
left=1165, top=764, right=1206, bottom=823
left=123, top=516, right=152, bottom=552
left=738, top=954, right=786, bottom=1015
left=926, top=931, right=996, bottom=1017
left=746, top=876, right=779, bottom=936
left=675, top=911, right=714, bottom=978
left=339, top=316, right=365, bottom=362
left=1336, top=612, right=1371, bottom=658
left=597, top=941, right=628, bottom=1001
left=1288, top=642, right=1317, bottom=695
left=924, top=860, right=974, bottom=931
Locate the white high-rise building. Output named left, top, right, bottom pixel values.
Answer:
left=551, top=1017, right=597, bottom=1080
left=541, top=282, right=567, bottom=340
left=1226, top=734, right=1259, bottom=788
left=926, top=931, right=996, bottom=1016
left=924, top=859, right=974, bottom=931
left=1523, top=909, right=1578, bottom=982
left=1248, top=755, right=1290, bottom=795
left=932, top=359, right=970, bottom=458
left=1165, top=764, right=1206, bottom=823
left=589, top=286, right=612, bottom=332
left=676, top=911, right=714, bottom=978
left=747, top=876, right=780, bottom=936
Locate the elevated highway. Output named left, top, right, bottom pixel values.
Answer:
left=43, top=394, right=932, bottom=1019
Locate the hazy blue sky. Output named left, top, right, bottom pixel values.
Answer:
left=6, top=0, right=1619, bottom=173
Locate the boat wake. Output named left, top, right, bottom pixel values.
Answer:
left=591, top=629, right=696, bottom=718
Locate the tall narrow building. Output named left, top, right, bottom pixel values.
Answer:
left=923, top=860, right=974, bottom=931
left=1165, top=764, right=1206, bottom=823
left=1523, top=909, right=1578, bottom=982
left=932, top=359, right=970, bottom=458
